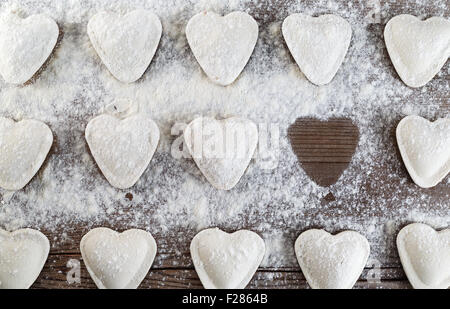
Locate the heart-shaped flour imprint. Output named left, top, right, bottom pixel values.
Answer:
left=184, top=116, right=258, bottom=190
left=384, top=14, right=450, bottom=87
left=288, top=118, right=359, bottom=187
left=190, top=228, right=265, bottom=289
left=397, top=223, right=450, bottom=289
left=0, top=118, right=53, bottom=191
left=0, top=13, right=58, bottom=84
left=88, top=10, right=162, bottom=83
left=186, top=11, right=258, bottom=86
left=85, top=113, right=160, bottom=189
left=282, top=14, right=352, bottom=86
left=295, top=229, right=370, bottom=289
left=80, top=227, right=157, bottom=289
left=0, top=228, right=49, bottom=289
left=396, top=115, right=450, bottom=188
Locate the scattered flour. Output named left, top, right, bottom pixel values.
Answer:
left=0, top=0, right=447, bottom=271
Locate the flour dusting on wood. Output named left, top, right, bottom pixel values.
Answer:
left=0, top=0, right=448, bottom=272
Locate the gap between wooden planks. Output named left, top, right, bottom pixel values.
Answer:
left=33, top=117, right=408, bottom=289
left=32, top=253, right=411, bottom=289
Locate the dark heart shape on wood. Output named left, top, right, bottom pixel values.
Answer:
left=288, top=118, right=359, bottom=187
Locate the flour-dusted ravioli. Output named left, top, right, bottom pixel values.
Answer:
left=80, top=228, right=157, bottom=289
left=85, top=112, right=160, bottom=189
left=186, top=11, right=258, bottom=86
left=282, top=14, right=352, bottom=85
left=0, top=228, right=50, bottom=289
left=384, top=15, right=450, bottom=87
left=184, top=116, right=258, bottom=190
left=88, top=9, right=162, bottom=83
left=396, top=115, right=450, bottom=188
left=295, top=229, right=370, bottom=289
left=190, top=228, right=265, bottom=289
left=0, top=118, right=53, bottom=191
left=0, top=13, right=58, bottom=84
left=397, top=223, right=450, bottom=289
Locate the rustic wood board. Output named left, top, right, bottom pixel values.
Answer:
left=2, top=0, right=447, bottom=289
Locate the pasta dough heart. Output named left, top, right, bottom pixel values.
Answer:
left=0, top=13, right=58, bottom=84
left=282, top=14, right=352, bottom=86
left=88, top=9, right=162, bottom=83
left=0, top=228, right=49, bottom=289
left=396, top=115, right=450, bottom=188
left=85, top=113, right=160, bottom=189
left=384, top=14, right=450, bottom=87
left=184, top=116, right=258, bottom=190
left=397, top=223, right=450, bottom=289
left=186, top=11, right=258, bottom=86
left=190, top=228, right=265, bottom=289
left=295, top=229, right=370, bottom=289
left=0, top=118, right=53, bottom=191
left=80, top=227, right=157, bottom=289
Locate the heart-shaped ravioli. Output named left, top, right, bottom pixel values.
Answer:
left=85, top=113, right=160, bottom=189
left=190, top=228, right=265, bottom=289
left=397, top=223, right=450, bottom=289
left=88, top=9, right=162, bottom=83
left=0, top=228, right=50, bottom=289
left=0, top=13, right=58, bottom=84
left=80, top=227, right=157, bottom=289
left=186, top=11, right=258, bottom=86
left=282, top=14, right=352, bottom=86
left=0, top=118, right=53, bottom=191
left=384, top=14, right=450, bottom=87
left=184, top=116, right=258, bottom=190
left=396, top=115, right=449, bottom=188
left=295, top=229, right=370, bottom=289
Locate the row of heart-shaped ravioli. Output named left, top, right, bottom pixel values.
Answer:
left=0, top=10, right=448, bottom=87
left=0, top=223, right=448, bottom=289
left=1, top=113, right=448, bottom=193
left=0, top=114, right=256, bottom=191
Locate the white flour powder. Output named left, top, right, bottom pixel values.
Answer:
left=0, top=0, right=447, bottom=270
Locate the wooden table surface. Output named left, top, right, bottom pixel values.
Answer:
left=16, top=0, right=448, bottom=289
left=32, top=120, right=415, bottom=289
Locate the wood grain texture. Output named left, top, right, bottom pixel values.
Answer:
left=32, top=253, right=411, bottom=289
left=288, top=119, right=359, bottom=186
left=13, top=0, right=450, bottom=289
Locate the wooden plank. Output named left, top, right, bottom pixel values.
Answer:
left=40, top=226, right=407, bottom=269
left=32, top=254, right=410, bottom=289
left=36, top=268, right=411, bottom=289
left=288, top=118, right=359, bottom=186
